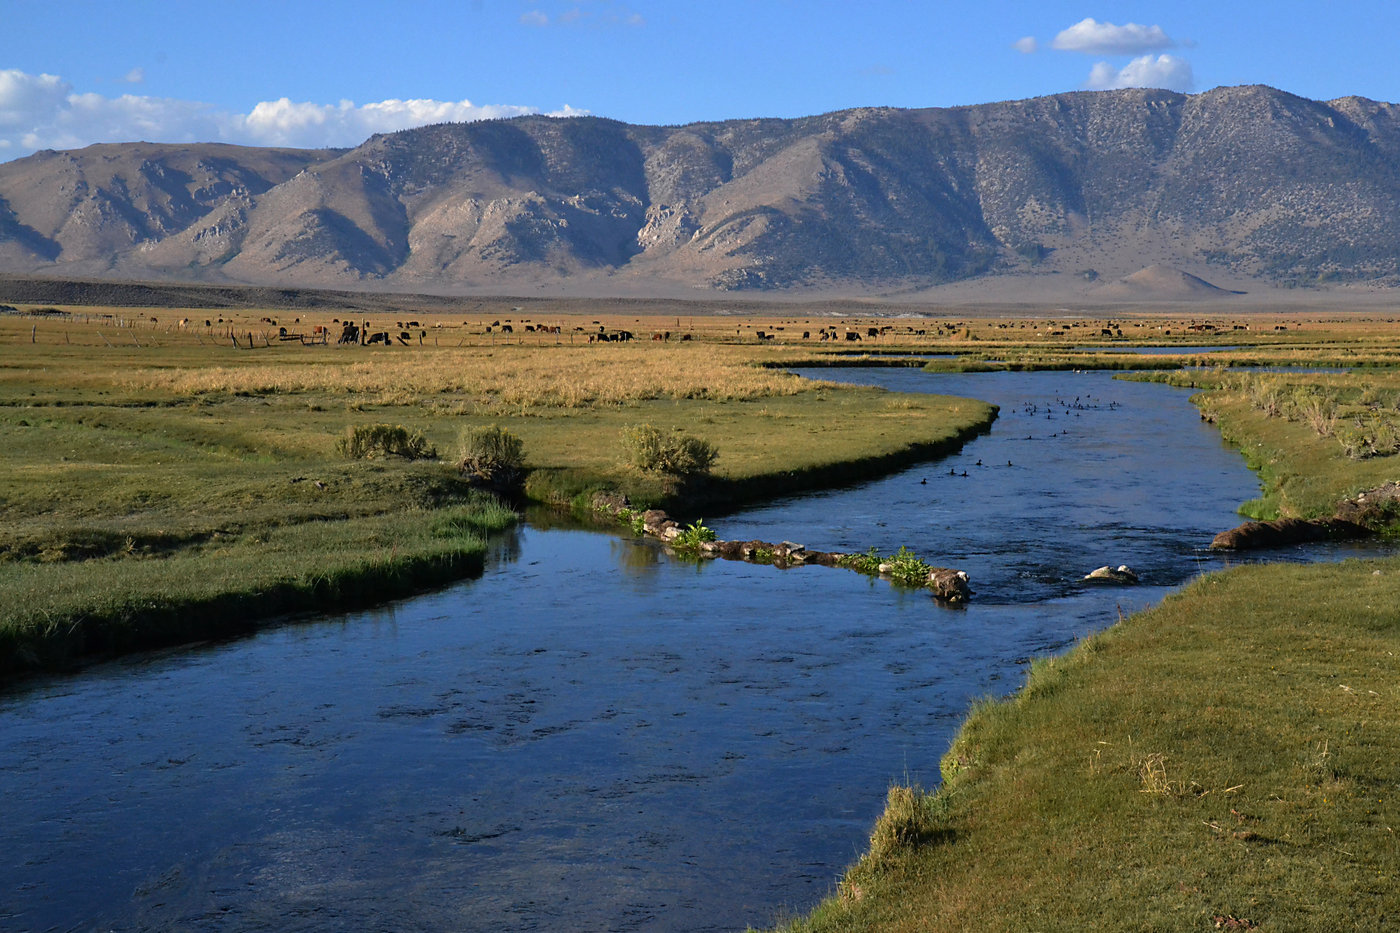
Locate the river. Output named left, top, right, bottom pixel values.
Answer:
left=1, top=369, right=1387, bottom=932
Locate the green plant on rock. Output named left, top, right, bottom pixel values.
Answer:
left=620, top=423, right=718, bottom=476
left=883, top=545, right=934, bottom=586
left=671, top=519, right=717, bottom=553
left=837, top=545, right=932, bottom=585
left=457, top=424, right=526, bottom=488
left=337, top=423, right=436, bottom=460
left=839, top=546, right=883, bottom=574
left=614, top=507, right=646, bottom=536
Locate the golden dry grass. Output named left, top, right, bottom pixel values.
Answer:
left=119, top=343, right=824, bottom=411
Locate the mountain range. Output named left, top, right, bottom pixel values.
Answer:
left=3, top=84, right=1399, bottom=300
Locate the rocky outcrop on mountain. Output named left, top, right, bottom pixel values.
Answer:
left=4, top=86, right=1400, bottom=293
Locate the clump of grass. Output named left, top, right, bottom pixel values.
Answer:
left=837, top=782, right=953, bottom=905
left=620, top=423, right=718, bottom=476
left=336, top=423, right=435, bottom=460
left=457, top=423, right=526, bottom=488
left=863, top=784, right=949, bottom=865
left=429, top=494, right=519, bottom=537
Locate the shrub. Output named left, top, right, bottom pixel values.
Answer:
left=620, top=424, right=718, bottom=476
left=457, top=424, right=526, bottom=488
left=1297, top=394, right=1339, bottom=437
left=337, top=423, right=435, bottom=460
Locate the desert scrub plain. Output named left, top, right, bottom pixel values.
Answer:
left=0, top=306, right=996, bottom=674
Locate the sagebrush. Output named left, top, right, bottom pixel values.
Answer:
left=337, top=423, right=435, bottom=460
left=620, top=423, right=718, bottom=476
left=457, top=424, right=526, bottom=488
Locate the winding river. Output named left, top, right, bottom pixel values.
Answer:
left=2, top=369, right=1389, bottom=932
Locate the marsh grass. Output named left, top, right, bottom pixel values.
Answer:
left=121, top=342, right=819, bottom=411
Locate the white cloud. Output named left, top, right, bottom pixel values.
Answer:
left=521, top=4, right=644, bottom=29
left=1085, top=54, right=1194, bottom=92
left=0, top=69, right=585, bottom=160
left=121, top=67, right=145, bottom=84
left=0, top=70, right=72, bottom=131
left=1051, top=17, right=1174, bottom=55
left=235, top=96, right=569, bottom=147
left=1013, top=36, right=1037, bottom=54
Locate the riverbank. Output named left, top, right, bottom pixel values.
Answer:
left=774, top=365, right=1400, bottom=931
left=777, top=556, right=1400, bottom=931
left=0, top=313, right=996, bottom=676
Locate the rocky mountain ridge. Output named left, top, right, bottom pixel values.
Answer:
left=2, top=85, right=1399, bottom=296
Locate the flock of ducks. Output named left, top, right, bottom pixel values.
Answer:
left=921, top=391, right=1120, bottom=483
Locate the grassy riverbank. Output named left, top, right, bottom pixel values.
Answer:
left=774, top=364, right=1400, bottom=931
left=779, top=557, right=1400, bottom=931
left=1166, top=368, right=1400, bottom=522
left=0, top=310, right=995, bottom=675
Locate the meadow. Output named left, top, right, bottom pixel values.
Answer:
left=0, top=305, right=997, bottom=673
left=7, top=299, right=1400, bottom=930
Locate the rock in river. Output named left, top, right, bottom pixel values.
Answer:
left=1084, top=565, right=1140, bottom=584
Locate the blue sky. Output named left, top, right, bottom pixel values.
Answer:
left=3, top=1, right=1399, bottom=161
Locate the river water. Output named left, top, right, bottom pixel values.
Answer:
left=2, top=369, right=1388, bottom=932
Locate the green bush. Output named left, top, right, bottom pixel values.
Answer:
left=336, top=423, right=435, bottom=460
left=620, top=423, right=718, bottom=476
left=457, top=424, right=526, bottom=488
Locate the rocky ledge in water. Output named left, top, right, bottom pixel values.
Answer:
left=592, top=494, right=972, bottom=603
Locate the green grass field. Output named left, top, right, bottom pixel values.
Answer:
left=0, top=311, right=995, bottom=674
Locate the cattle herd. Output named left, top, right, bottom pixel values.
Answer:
left=203, top=314, right=957, bottom=350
